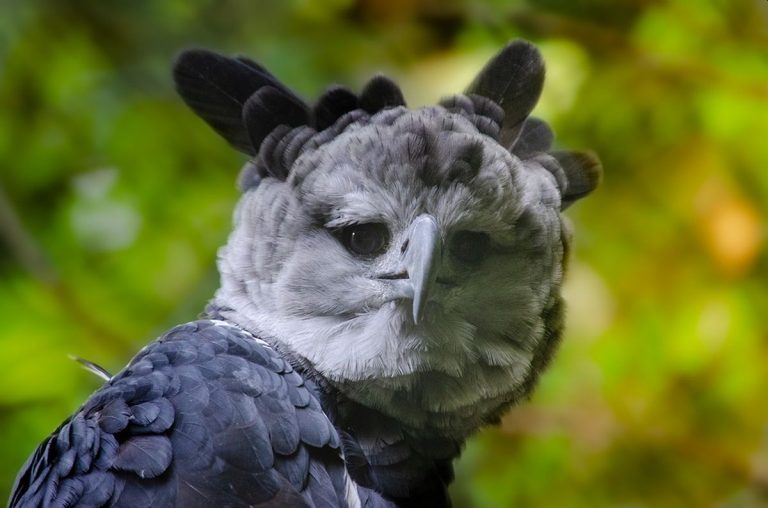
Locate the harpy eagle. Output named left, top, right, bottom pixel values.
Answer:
left=9, top=40, right=601, bottom=507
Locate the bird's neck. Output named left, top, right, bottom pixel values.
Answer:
left=297, top=361, right=462, bottom=505
left=203, top=304, right=463, bottom=503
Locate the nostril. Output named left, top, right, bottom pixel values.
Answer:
left=379, top=271, right=409, bottom=280
left=401, top=239, right=409, bottom=254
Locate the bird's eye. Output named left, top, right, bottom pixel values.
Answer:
left=450, top=231, right=491, bottom=265
left=338, top=223, right=390, bottom=257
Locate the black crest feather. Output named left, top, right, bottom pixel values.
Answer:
left=314, top=86, right=359, bottom=130
left=173, top=49, right=308, bottom=155
left=512, top=117, right=554, bottom=158
left=551, top=150, right=602, bottom=208
left=242, top=86, right=310, bottom=155
left=465, top=40, right=545, bottom=146
left=359, top=75, right=407, bottom=114
left=173, top=40, right=600, bottom=207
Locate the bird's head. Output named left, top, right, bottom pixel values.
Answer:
left=174, top=41, right=600, bottom=437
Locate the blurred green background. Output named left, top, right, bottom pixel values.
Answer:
left=1, top=0, right=767, bottom=506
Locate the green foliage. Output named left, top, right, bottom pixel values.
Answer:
left=1, top=0, right=766, bottom=505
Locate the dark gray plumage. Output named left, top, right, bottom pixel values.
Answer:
left=11, top=322, right=355, bottom=507
left=10, top=40, right=601, bottom=507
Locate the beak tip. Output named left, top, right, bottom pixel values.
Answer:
left=404, top=213, right=441, bottom=327
left=412, top=298, right=425, bottom=325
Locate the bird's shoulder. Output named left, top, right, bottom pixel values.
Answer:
left=10, top=319, right=352, bottom=508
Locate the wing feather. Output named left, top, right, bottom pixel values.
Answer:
left=9, top=320, right=349, bottom=507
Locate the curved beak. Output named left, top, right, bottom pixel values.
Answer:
left=377, top=214, right=443, bottom=324
left=405, top=215, right=441, bottom=324
left=375, top=215, right=442, bottom=324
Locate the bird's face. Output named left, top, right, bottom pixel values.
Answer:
left=216, top=108, right=568, bottom=433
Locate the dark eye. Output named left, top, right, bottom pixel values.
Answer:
left=450, top=231, right=491, bottom=265
left=338, top=223, right=390, bottom=257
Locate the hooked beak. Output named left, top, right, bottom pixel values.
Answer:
left=406, top=215, right=441, bottom=324
left=378, top=214, right=441, bottom=324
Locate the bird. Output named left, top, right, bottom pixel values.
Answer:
left=9, top=40, right=601, bottom=507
